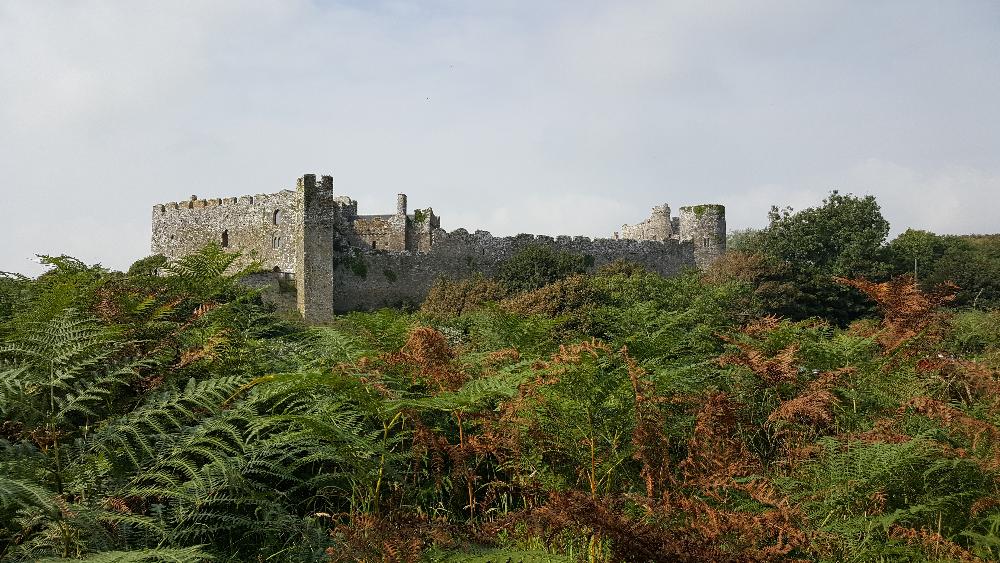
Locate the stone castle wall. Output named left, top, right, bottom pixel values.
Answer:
left=330, top=228, right=695, bottom=312
left=151, top=190, right=299, bottom=272
left=151, top=172, right=724, bottom=319
left=354, top=215, right=408, bottom=251
left=618, top=204, right=673, bottom=241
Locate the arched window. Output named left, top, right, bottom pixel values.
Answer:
left=273, top=209, right=281, bottom=225
left=221, top=230, right=230, bottom=248
left=272, top=236, right=281, bottom=249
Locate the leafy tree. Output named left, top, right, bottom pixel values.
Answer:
left=496, top=244, right=589, bottom=293
left=0, top=273, right=29, bottom=326
left=742, top=191, right=892, bottom=324
left=886, top=231, right=1000, bottom=308
left=755, top=191, right=891, bottom=278
left=125, top=254, right=168, bottom=278
left=725, top=227, right=762, bottom=253
left=885, top=229, right=946, bottom=280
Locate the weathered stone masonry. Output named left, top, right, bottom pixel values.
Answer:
left=152, top=173, right=725, bottom=322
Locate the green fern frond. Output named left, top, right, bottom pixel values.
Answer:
left=34, top=546, right=213, bottom=562
left=0, top=474, right=58, bottom=513
left=392, top=368, right=529, bottom=413
left=430, top=547, right=576, bottom=562
left=0, top=309, right=135, bottom=428
left=90, top=376, right=245, bottom=469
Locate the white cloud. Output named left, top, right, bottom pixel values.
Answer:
left=838, top=159, right=1000, bottom=237
left=1, top=1, right=998, bottom=275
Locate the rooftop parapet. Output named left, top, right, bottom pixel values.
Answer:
left=152, top=189, right=297, bottom=213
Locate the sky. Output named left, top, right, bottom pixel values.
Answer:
left=1, top=1, right=998, bottom=275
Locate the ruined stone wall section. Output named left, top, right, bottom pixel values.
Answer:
left=330, top=228, right=696, bottom=312
left=354, top=215, right=409, bottom=251
left=619, top=204, right=673, bottom=241
left=151, top=190, right=299, bottom=272
left=678, top=204, right=726, bottom=269
left=407, top=208, right=439, bottom=252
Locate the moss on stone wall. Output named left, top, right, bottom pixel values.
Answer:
left=334, top=250, right=368, bottom=278
left=277, top=277, right=296, bottom=294
left=681, top=204, right=725, bottom=217
left=383, top=268, right=398, bottom=282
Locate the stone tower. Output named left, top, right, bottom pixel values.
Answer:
left=295, top=174, right=336, bottom=324
left=678, top=204, right=726, bottom=269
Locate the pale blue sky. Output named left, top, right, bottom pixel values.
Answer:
left=2, top=1, right=998, bottom=275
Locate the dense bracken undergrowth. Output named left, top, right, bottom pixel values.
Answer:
left=3, top=198, right=1000, bottom=561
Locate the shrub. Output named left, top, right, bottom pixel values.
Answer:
left=420, top=274, right=507, bottom=318
left=497, top=244, right=589, bottom=293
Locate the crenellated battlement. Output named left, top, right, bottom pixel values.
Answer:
left=150, top=171, right=725, bottom=320
left=153, top=190, right=297, bottom=213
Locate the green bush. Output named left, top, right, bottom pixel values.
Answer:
left=496, top=244, right=589, bottom=293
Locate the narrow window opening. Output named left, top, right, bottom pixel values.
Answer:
left=702, top=237, right=711, bottom=248
left=273, top=209, right=281, bottom=225
left=221, top=230, right=229, bottom=248
left=371, top=240, right=377, bottom=250
left=272, top=236, right=281, bottom=249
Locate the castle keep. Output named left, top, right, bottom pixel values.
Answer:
left=151, top=173, right=725, bottom=322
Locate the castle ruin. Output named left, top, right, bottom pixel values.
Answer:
left=151, top=173, right=726, bottom=322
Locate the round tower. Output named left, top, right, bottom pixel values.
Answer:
left=678, top=204, right=726, bottom=269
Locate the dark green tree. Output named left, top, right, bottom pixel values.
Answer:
left=885, top=231, right=1000, bottom=308
left=745, top=191, right=891, bottom=324
left=885, top=229, right=945, bottom=281
left=496, top=244, right=590, bottom=293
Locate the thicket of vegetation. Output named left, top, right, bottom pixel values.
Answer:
left=2, top=193, right=999, bottom=562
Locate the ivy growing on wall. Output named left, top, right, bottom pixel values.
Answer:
left=335, top=249, right=368, bottom=278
